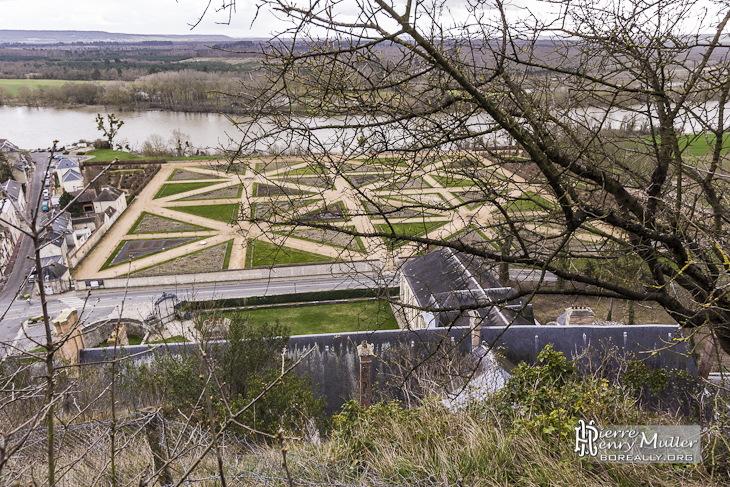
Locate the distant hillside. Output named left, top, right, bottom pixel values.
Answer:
left=0, top=30, right=239, bottom=44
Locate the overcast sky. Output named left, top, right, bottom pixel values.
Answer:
left=1, top=0, right=722, bottom=39
left=0, top=0, right=274, bottom=38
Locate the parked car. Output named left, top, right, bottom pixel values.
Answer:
left=42, top=189, right=49, bottom=199
left=41, top=201, right=49, bottom=212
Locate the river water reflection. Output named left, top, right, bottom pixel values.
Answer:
left=0, top=106, right=240, bottom=151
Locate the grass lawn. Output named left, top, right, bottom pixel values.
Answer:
left=246, top=240, right=332, bottom=267
left=154, top=181, right=219, bottom=199
left=171, top=203, right=240, bottom=222
left=375, top=221, right=450, bottom=248
left=0, top=78, right=111, bottom=96
left=677, top=134, right=730, bottom=156
left=431, top=175, right=478, bottom=187
left=505, top=191, right=555, bottom=212
left=86, top=149, right=143, bottom=160
left=228, top=300, right=399, bottom=335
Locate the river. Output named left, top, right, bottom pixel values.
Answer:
left=2, top=103, right=726, bottom=153
left=0, top=106, right=241, bottom=152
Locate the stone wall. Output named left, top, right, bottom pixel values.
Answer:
left=79, top=324, right=695, bottom=415
left=74, top=260, right=382, bottom=290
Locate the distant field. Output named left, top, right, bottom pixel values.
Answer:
left=0, top=79, right=112, bottom=96
left=178, top=57, right=261, bottom=68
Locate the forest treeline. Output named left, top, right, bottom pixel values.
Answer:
left=0, top=70, right=259, bottom=113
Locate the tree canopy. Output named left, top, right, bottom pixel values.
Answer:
left=218, top=0, right=730, bottom=354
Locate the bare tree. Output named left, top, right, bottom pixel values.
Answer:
left=204, top=0, right=730, bottom=354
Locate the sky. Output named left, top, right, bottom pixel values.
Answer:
left=0, top=0, right=540, bottom=39
left=0, top=0, right=275, bottom=38
left=0, top=0, right=723, bottom=40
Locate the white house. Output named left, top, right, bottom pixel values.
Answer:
left=0, top=227, right=16, bottom=280
left=0, top=179, right=27, bottom=242
left=60, top=168, right=84, bottom=193
left=54, top=157, right=80, bottom=180
left=93, top=186, right=127, bottom=216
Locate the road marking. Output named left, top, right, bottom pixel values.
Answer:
left=58, top=297, right=87, bottom=309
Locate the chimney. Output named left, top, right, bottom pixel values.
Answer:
left=564, top=306, right=595, bottom=326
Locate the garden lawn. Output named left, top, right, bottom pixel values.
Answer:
left=86, top=149, right=143, bottom=160
left=375, top=221, right=449, bottom=248
left=505, top=191, right=555, bottom=212
left=229, top=300, right=399, bottom=335
left=154, top=181, right=219, bottom=199
left=171, top=203, right=240, bottom=222
left=246, top=240, right=332, bottom=267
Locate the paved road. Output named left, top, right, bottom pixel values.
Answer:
left=0, top=151, right=53, bottom=305
left=0, top=274, right=395, bottom=353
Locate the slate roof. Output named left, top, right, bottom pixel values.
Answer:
left=401, top=247, right=535, bottom=328
left=70, top=188, right=97, bottom=204
left=0, top=179, right=22, bottom=201
left=55, top=158, right=79, bottom=170
left=62, top=169, right=83, bottom=182
left=95, top=186, right=124, bottom=202
left=39, top=255, right=68, bottom=282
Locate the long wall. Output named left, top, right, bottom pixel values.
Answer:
left=79, top=324, right=696, bottom=415
left=74, top=260, right=382, bottom=290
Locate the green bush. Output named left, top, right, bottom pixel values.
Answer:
left=151, top=316, right=324, bottom=438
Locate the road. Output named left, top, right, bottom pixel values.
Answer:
left=0, top=274, right=395, bottom=353
left=0, top=151, right=53, bottom=306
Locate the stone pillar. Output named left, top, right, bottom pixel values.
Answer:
left=469, top=310, right=482, bottom=350
left=52, top=309, right=85, bottom=367
left=357, top=341, right=374, bottom=408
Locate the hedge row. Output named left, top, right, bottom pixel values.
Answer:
left=178, top=287, right=399, bottom=311
left=82, top=158, right=168, bottom=166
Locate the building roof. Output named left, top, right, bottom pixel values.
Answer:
left=55, top=158, right=79, bottom=170
left=95, top=186, right=124, bottom=202
left=400, top=247, right=535, bottom=328
left=104, top=206, right=117, bottom=219
left=0, top=179, right=23, bottom=202
left=42, top=211, right=72, bottom=235
left=72, top=215, right=99, bottom=225
left=39, top=255, right=68, bottom=282
left=0, top=139, right=20, bottom=152
left=62, top=169, right=83, bottom=182
left=70, top=188, right=97, bottom=204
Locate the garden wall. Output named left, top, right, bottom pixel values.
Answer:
left=74, top=260, right=382, bottom=290
left=79, top=324, right=695, bottom=415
